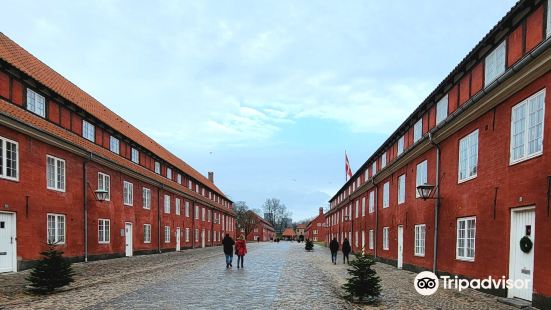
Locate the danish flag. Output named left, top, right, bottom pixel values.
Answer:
left=345, top=152, right=353, bottom=180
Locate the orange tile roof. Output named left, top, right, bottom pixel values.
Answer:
left=0, top=32, right=227, bottom=199
left=282, top=228, right=296, bottom=237
left=296, top=224, right=306, bottom=229
left=0, top=98, right=234, bottom=215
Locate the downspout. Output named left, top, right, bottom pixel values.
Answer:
left=371, top=178, right=378, bottom=259
left=192, top=201, right=195, bottom=249
left=429, top=133, right=441, bottom=274
left=157, top=186, right=162, bottom=254
left=83, top=153, right=92, bottom=262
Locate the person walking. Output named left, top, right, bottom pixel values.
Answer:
left=329, top=237, right=339, bottom=265
left=342, top=238, right=351, bottom=264
left=235, top=234, right=247, bottom=269
left=222, top=234, right=235, bottom=269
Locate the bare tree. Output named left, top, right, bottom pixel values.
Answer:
left=262, top=198, right=292, bottom=234
left=234, top=201, right=258, bottom=238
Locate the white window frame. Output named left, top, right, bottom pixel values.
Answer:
left=383, top=227, right=389, bottom=250
left=82, top=120, right=95, bottom=142
left=381, top=152, right=387, bottom=169
left=202, top=207, right=206, bottom=221
left=26, top=88, right=46, bottom=117
left=456, top=217, right=476, bottom=261
left=436, top=94, right=449, bottom=125
left=361, top=197, right=366, bottom=217
left=458, top=129, right=479, bottom=183
left=131, top=148, right=139, bottom=164
left=484, top=41, right=506, bottom=87
left=167, top=167, right=172, bottom=180
left=164, top=194, right=170, bottom=214
left=47, top=213, right=65, bottom=245
left=98, top=172, right=111, bottom=201
left=369, top=191, right=374, bottom=213
left=185, top=201, right=190, bottom=217
left=175, top=198, right=181, bottom=215
left=164, top=226, right=171, bottom=243
left=185, top=228, right=190, bottom=242
left=397, top=174, right=405, bottom=204
left=397, top=135, right=404, bottom=156
left=0, top=136, right=19, bottom=181
left=369, top=230, right=374, bottom=250
left=177, top=174, right=182, bottom=184
left=355, top=201, right=359, bottom=218
left=414, top=118, right=423, bottom=143
left=383, top=182, right=390, bottom=208
left=144, top=224, right=151, bottom=243
left=195, top=205, right=199, bottom=220
left=143, top=187, right=151, bottom=210
left=414, top=224, right=426, bottom=257
left=372, top=161, right=377, bottom=175
left=509, top=89, right=546, bottom=164
left=123, top=181, right=133, bottom=206
left=46, top=155, right=66, bottom=192
left=98, top=219, right=110, bottom=244
left=416, top=160, right=428, bottom=198
left=155, top=161, right=161, bottom=174
left=109, top=136, right=120, bottom=154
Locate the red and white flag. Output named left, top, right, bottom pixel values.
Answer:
left=345, top=151, right=353, bottom=180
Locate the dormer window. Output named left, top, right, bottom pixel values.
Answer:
left=131, top=148, right=139, bottom=163
left=155, top=161, right=160, bottom=174
left=109, top=136, right=119, bottom=154
left=26, top=89, right=46, bottom=117
left=484, top=41, right=506, bottom=87
left=166, top=167, right=172, bottom=179
left=82, top=120, right=95, bottom=142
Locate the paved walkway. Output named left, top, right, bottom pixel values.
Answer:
left=0, top=242, right=516, bottom=309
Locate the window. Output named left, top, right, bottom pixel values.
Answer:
left=484, top=41, right=506, bottom=87
left=195, top=229, right=199, bottom=242
left=355, top=231, right=358, bottom=247
left=177, top=174, right=182, bottom=184
left=369, top=191, right=374, bottom=213
left=164, top=226, right=170, bottom=243
left=185, top=228, right=190, bottom=242
left=82, top=120, right=95, bottom=142
left=46, top=155, right=65, bottom=192
left=458, top=130, right=479, bottom=182
left=414, top=224, right=426, bottom=256
left=369, top=230, right=374, bottom=250
left=510, top=90, right=545, bottom=164
left=202, top=207, right=206, bottom=221
left=372, top=161, right=377, bottom=175
left=98, top=172, right=111, bottom=201
left=98, top=219, right=110, bottom=244
left=355, top=201, right=359, bottom=218
left=144, top=224, right=151, bottom=243
left=175, top=198, right=181, bottom=215
left=397, top=135, right=404, bottom=156
left=164, top=195, right=170, bottom=214
left=185, top=201, right=190, bottom=217
left=109, top=136, right=119, bottom=154
left=381, top=153, right=387, bottom=169
left=414, top=119, right=423, bottom=143
left=361, top=197, right=366, bottom=217
left=436, top=95, right=449, bottom=125
left=416, top=160, right=428, bottom=198
left=131, top=148, right=139, bottom=164
left=142, top=188, right=151, bottom=209
left=398, top=174, right=405, bottom=204
left=383, top=182, right=390, bottom=208
left=47, top=214, right=65, bottom=244
left=0, top=136, right=18, bottom=181
left=383, top=227, right=389, bottom=250
left=208, top=209, right=211, bottom=222
left=188, top=180, right=192, bottom=189
left=195, top=205, right=199, bottom=219
left=26, top=89, right=46, bottom=117
left=123, top=181, right=133, bottom=206
left=456, top=217, right=476, bottom=261
left=167, top=168, right=172, bottom=179
left=155, top=162, right=161, bottom=174
left=196, top=184, right=199, bottom=193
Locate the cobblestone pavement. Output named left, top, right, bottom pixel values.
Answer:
left=0, top=242, right=516, bottom=309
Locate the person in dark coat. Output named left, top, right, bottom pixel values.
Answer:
left=222, top=234, right=235, bottom=268
left=342, top=238, right=351, bottom=264
left=329, top=237, right=339, bottom=265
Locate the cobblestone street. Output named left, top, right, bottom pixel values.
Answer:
left=0, top=242, right=516, bottom=309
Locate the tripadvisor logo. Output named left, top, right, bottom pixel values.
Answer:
left=414, top=271, right=531, bottom=296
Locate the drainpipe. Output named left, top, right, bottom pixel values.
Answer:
left=371, top=178, right=378, bottom=259
left=83, top=153, right=92, bottom=262
left=192, top=201, right=195, bottom=249
left=429, top=133, right=441, bottom=274
left=157, top=186, right=162, bottom=254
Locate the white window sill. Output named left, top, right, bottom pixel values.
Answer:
left=458, top=174, right=477, bottom=184
left=456, top=257, right=475, bottom=262
left=414, top=253, right=425, bottom=257
left=124, top=203, right=133, bottom=207
left=47, top=187, right=66, bottom=193
left=144, top=241, right=151, bottom=244
left=98, top=241, right=110, bottom=244
left=509, top=151, right=543, bottom=166
left=0, top=176, right=19, bottom=182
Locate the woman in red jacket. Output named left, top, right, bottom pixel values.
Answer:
left=235, top=234, right=247, bottom=269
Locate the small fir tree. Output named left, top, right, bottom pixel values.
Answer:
left=26, top=244, right=75, bottom=293
left=342, top=252, right=381, bottom=303
left=305, top=239, right=314, bottom=251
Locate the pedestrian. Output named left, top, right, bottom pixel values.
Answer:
left=235, top=234, right=247, bottom=269
left=329, top=237, right=339, bottom=265
left=222, top=233, right=235, bottom=269
left=342, top=238, right=351, bottom=264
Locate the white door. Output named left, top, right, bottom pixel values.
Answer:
left=397, top=225, right=404, bottom=269
left=362, top=231, right=365, bottom=254
left=176, top=227, right=181, bottom=251
left=125, top=223, right=133, bottom=257
left=0, top=212, right=16, bottom=273
left=508, top=207, right=535, bottom=301
left=201, top=229, right=205, bottom=248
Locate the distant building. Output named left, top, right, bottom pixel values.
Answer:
left=306, top=208, right=326, bottom=243
left=281, top=228, right=296, bottom=241
left=247, top=212, right=275, bottom=242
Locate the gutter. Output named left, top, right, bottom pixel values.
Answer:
left=429, top=133, right=441, bottom=274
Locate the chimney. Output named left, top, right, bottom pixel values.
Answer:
left=319, top=207, right=323, bottom=215
left=208, top=171, right=214, bottom=183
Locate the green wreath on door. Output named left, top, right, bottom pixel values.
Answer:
left=519, top=236, right=533, bottom=253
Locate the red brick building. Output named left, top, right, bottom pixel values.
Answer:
left=0, top=33, right=236, bottom=273
left=324, top=1, right=551, bottom=307
left=245, top=213, right=275, bottom=242
left=305, top=207, right=326, bottom=243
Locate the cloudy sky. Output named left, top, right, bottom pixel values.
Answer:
left=3, top=0, right=516, bottom=221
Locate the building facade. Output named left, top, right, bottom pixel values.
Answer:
left=0, top=33, right=236, bottom=273
left=246, top=213, right=275, bottom=242
left=305, top=207, right=326, bottom=242
left=325, top=1, right=551, bottom=307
